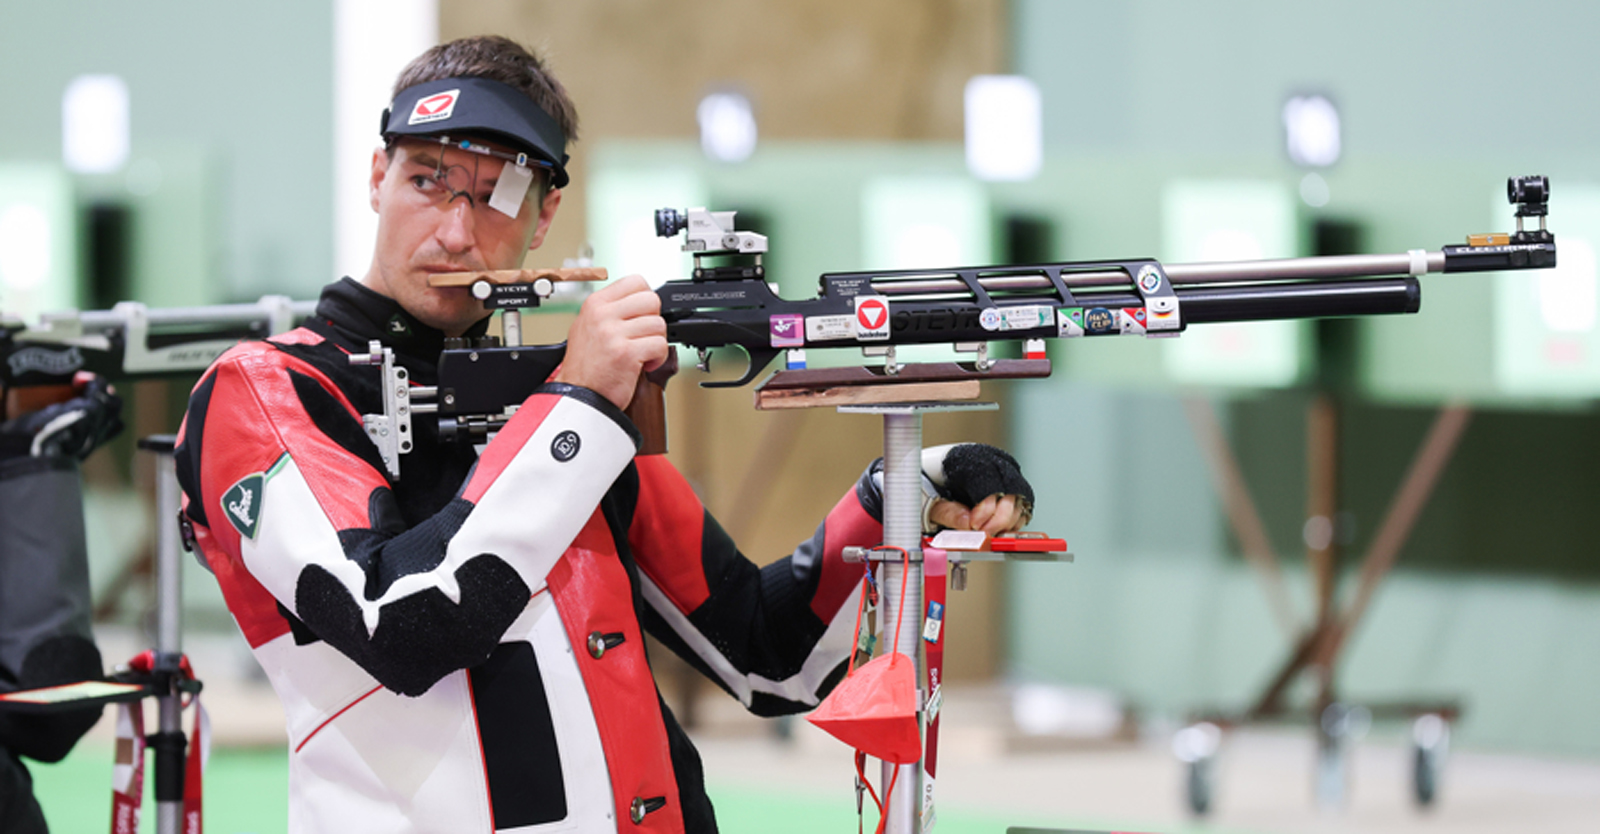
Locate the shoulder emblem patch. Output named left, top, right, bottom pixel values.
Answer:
left=222, top=473, right=264, bottom=540
left=221, top=455, right=286, bottom=541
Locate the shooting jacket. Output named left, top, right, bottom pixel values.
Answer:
left=175, top=279, right=879, bottom=834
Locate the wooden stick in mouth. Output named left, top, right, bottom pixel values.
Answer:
left=428, top=267, right=609, bottom=287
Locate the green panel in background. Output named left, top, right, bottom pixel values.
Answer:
left=859, top=176, right=992, bottom=270
left=116, top=150, right=221, bottom=309
left=858, top=175, right=993, bottom=366
left=0, top=163, right=78, bottom=320
left=1159, top=179, right=1306, bottom=388
left=587, top=166, right=706, bottom=288
left=1493, top=183, right=1600, bottom=397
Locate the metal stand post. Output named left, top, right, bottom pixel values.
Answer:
left=840, top=401, right=995, bottom=834
left=139, top=435, right=186, bottom=834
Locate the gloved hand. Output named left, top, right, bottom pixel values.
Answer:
left=0, top=374, right=124, bottom=461
left=920, top=443, right=1033, bottom=534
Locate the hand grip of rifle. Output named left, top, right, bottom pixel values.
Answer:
left=627, top=352, right=678, bottom=456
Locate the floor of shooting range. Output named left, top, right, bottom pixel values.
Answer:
left=27, top=628, right=1600, bottom=833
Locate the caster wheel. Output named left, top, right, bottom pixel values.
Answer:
left=1186, top=755, right=1215, bottom=816
left=1411, top=713, right=1450, bottom=808
left=1173, top=722, right=1222, bottom=816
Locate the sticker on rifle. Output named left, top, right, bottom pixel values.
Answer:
left=1084, top=307, right=1115, bottom=334
left=923, top=600, right=945, bottom=643
left=769, top=314, right=804, bottom=347
left=408, top=89, right=460, bottom=125
left=1137, top=265, right=1164, bottom=294
left=1119, top=307, right=1147, bottom=335
left=1058, top=308, right=1085, bottom=338
left=854, top=296, right=891, bottom=341
left=1000, top=305, right=1052, bottom=332
left=979, top=308, right=1002, bottom=331
left=806, top=315, right=854, bottom=342
left=1147, top=296, right=1181, bottom=331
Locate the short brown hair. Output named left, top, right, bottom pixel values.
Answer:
left=393, top=36, right=579, bottom=145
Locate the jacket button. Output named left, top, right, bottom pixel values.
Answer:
left=587, top=631, right=625, bottom=659
left=629, top=796, right=665, bottom=824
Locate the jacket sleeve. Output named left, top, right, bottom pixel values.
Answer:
left=626, top=454, right=882, bottom=716
left=175, top=343, right=639, bottom=696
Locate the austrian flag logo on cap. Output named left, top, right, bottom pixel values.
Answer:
left=408, top=89, right=460, bottom=125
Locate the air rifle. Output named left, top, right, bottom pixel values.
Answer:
left=1, top=297, right=316, bottom=417
left=387, top=175, right=1555, bottom=469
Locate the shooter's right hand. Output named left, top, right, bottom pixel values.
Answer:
left=554, top=274, right=669, bottom=410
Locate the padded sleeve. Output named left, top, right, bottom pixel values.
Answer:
left=177, top=345, right=639, bottom=696
left=627, top=455, right=881, bottom=715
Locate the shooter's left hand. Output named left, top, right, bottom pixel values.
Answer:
left=919, top=443, right=1034, bottom=535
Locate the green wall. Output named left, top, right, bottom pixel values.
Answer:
left=0, top=0, right=333, bottom=307
left=1009, top=0, right=1600, bottom=756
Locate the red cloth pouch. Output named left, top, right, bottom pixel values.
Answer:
left=808, top=650, right=920, bottom=763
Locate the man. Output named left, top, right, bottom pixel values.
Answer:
left=0, top=375, right=123, bottom=833
left=175, top=36, right=1031, bottom=833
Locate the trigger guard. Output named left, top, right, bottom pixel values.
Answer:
left=697, top=345, right=780, bottom=388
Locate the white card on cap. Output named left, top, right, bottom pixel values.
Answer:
left=488, top=161, right=535, bottom=218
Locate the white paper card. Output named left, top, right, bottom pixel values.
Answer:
left=489, top=162, right=536, bottom=218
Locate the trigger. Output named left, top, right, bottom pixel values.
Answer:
left=699, top=346, right=779, bottom=388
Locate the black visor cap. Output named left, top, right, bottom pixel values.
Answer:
left=382, top=76, right=570, bottom=188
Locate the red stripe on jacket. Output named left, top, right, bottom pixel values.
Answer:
left=813, top=492, right=881, bottom=621
left=627, top=456, right=710, bottom=613
left=548, top=511, right=685, bottom=833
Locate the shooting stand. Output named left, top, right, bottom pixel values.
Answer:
left=0, top=435, right=201, bottom=834
left=1177, top=394, right=1467, bottom=814
left=756, top=360, right=1069, bottom=834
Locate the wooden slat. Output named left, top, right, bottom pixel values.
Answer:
left=757, top=359, right=1049, bottom=391
left=754, top=380, right=980, bottom=410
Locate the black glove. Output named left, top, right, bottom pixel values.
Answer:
left=921, top=443, right=1034, bottom=532
left=0, top=376, right=124, bottom=461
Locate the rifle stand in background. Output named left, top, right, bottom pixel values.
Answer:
left=0, top=435, right=204, bottom=834
left=757, top=360, right=1071, bottom=834
left=1176, top=395, right=1467, bottom=815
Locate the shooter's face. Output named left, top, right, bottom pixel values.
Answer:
left=362, top=138, right=561, bottom=336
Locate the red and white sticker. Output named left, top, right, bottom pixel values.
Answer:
left=1118, top=307, right=1147, bottom=335
left=408, top=90, right=460, bottom=125
left=854, top=295, right=890, bottom=341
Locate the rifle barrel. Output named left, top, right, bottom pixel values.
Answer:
left=1165, top=251, right=1443, bottom=283
left=867, top=252, right=1443, bottom=297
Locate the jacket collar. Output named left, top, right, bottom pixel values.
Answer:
left=310, top=277, right=490, bottom=369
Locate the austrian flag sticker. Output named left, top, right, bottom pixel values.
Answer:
left=408, top=89, right=460, bottom=125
